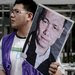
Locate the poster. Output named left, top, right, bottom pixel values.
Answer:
left=22, top=4, right=74, bottom=75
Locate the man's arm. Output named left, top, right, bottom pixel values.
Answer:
left=0, top=70, right=5, bottom=75
left=0, top=39, right=5, bottom=75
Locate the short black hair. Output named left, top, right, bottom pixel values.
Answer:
left=14, top=0, right=37, bottom=16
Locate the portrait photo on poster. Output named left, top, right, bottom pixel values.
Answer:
left=22, top=3, right=74, bottom=74
left=28, top=4, right=74, bottom=60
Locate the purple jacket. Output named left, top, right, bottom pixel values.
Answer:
left=2, top=32, right=43, bottom=75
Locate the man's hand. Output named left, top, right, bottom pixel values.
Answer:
left=0, top=70, right=5, bottom=75
left=49, top=62, right=62, bottom=75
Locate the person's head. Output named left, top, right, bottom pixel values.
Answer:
left=37, top=8, right=65, bottom=51
left=10, top=0, right=37, bottom=29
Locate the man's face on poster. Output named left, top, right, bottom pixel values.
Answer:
left=37, top=10, right=65, bottom=50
